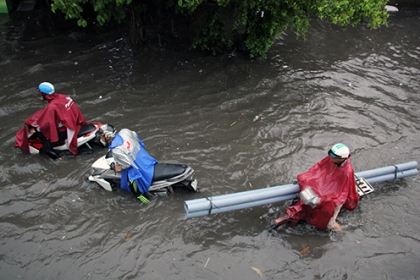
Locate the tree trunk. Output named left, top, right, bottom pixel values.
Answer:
left=129, top=3, right=146, bottom=45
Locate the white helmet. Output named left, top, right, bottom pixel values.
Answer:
left=328, top=143, right=350, bottom=159
left=38, top=82, right=55, bottom=94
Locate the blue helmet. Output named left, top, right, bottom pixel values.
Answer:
left=38, top=82, right=55, bottom=94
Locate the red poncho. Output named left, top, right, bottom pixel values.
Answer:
left=15, top=93, right=86, bottom=155
left=286, top=156, right=359, bottom=230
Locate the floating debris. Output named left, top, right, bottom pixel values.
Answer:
left=385, top=5, right=398, bottom=12
left=251, top=267, right=264, bottom=278
left=123, top=233, right=132, bottom=241
left=204, top=257, right=210, bottom=268
left=300, top=246, right=309, bottom=255
left=253, top=115, right=265, bottom=122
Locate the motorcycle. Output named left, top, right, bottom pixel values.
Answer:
left=22, top=122, right=109, bottom=159
left=88, top=150, right=199, bottom=197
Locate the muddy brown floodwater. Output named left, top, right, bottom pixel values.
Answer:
left=0, top=7, right=420, bottom=280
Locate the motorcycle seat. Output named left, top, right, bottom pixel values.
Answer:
left=78, top=124, right=96, bottom=137
left=153, top=163, right=187, bottom=181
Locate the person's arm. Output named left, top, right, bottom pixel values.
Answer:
left=343, top=171, right=359, bottom=210
left=297, top=158, right=326, bottom=184
left=36, top=106, right=60, bottom=143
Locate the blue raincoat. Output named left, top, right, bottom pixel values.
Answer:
left=109, top=130, right=157, bottom=194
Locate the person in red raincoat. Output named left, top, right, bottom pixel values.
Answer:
left=273, top=143, right=359, bottom=231
left=15, top=82, right=87, bottom=159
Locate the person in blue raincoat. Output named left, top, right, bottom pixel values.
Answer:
left=101, top=125, right=157, bottom=203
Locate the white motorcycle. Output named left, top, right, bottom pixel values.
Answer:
left=88, top=150, right=198, bottom=196
left=24, top=122, right=109, bottom=159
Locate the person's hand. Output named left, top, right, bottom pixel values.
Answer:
left=114, top=164, right=122, bottom=172
left=110, top=162, right=122, bottom=172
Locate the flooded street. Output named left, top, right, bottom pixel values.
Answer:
left=1, top=7, right=420, bottom=280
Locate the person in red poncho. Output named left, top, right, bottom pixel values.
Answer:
left=15, top=82, right=87, bottom=160
left=273, top=143, right=360, bottom=231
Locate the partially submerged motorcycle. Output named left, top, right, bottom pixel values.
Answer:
left=21, top=122, right=109, bottom=159
left=88, top=150, right=198, bottom=197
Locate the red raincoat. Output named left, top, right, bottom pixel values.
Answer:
left=286, top=156, right=359, bottom=230
left=15, top=93, right=86, bottom=155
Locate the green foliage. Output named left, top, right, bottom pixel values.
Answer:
left=51, top=0, right=132, bottom=27
left=192, top=10, right=232, bottom=55
left=49, top=0, right=389, bottom=57
left=316, top=0, right=388, bottom=28
left=234, top=0, right=295, bottom=58
left=177, top=0, right=204, bottom=12
left=174, top=0, right=388, bottom=57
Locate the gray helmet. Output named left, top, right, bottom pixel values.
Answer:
left=101, top=124, right=117, bottom=139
